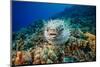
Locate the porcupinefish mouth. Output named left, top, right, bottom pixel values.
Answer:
left=49, top=33, right=57, bottom=35
left=49, top=33, right=58, bottom=38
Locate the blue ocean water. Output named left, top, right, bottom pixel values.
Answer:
left=12, top=1, right=73, bottom=32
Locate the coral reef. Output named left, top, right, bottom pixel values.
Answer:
left=12, top=22, right=96, bottom=65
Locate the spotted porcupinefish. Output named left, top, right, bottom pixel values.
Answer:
left=44, top=19, right=70, bottom=45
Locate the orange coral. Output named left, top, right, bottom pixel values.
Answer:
left=15, top=51, right=24, bottom=65
left=84, top=32, right=96, bottom=41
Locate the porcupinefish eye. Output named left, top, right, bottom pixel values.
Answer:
left=57, top=25, right=64, bottom=32
left=60, top=28, right=64, bottom=32
left=47, top=27, right=49, bottom=31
